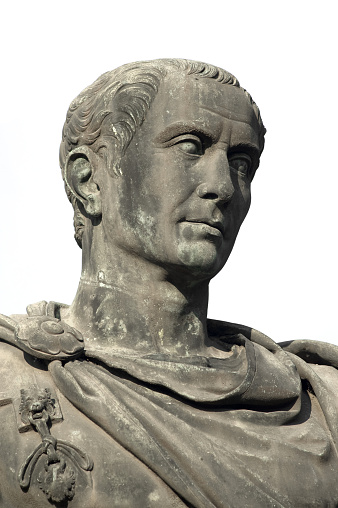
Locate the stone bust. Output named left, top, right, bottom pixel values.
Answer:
left=1, top=59, right=338, bottom=507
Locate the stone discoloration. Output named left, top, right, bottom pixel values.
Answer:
left=1, top=59, right=338, bottom=506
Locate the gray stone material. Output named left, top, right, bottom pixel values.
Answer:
left=1, top=59, right=338, bottom=507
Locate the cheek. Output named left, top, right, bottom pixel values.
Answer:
left=235, top=179, right=251, bottom=213
left=150, top=149, right=198, bottom=189
left=243, top=187, right=251, bottom=213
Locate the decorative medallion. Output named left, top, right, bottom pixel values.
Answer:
left=15, top=316, right=84, bottom=361
left=18, top=387, right=93, bottom=503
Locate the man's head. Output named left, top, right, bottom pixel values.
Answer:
left=60, top=59, right=265, bottom=248
left=60, top=59, right=265, bottom=281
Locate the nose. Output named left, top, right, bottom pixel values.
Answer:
left=196, top=150, right=235, bottom=204
left=30, top=401, right=44, bottom=412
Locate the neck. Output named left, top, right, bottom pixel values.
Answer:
left=62, top=239, right=211, bottom=356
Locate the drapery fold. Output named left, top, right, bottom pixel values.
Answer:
left=2, top=305, right=338, bottom=506
left=49, top=331, right=338, bottom=507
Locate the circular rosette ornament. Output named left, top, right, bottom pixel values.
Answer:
left=15, top=316, right=84, bottom=360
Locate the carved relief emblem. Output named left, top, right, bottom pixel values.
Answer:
left=15, top=316, right=84, bottom=360
left=18, top=387, right=93, bottom=504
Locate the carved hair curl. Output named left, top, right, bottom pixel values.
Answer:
left=59, top=59, right=266, bottom=247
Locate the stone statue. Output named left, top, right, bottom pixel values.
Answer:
left=1, top=59, right=338, bottom=507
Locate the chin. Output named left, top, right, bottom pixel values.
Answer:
left=176, top=242, right=230, bottom=280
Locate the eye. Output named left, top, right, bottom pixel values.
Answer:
left=157, top=131, right=209, bottom=157
left=177, top=139, right=202, bottom=156
left=228, top=153, right=252, bottom=177
left=172, top=134, right=203, bottom=156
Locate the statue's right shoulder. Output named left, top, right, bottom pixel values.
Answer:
left=0, top=311, right=25, bottom=360
left=0, top=310, right=44, bottom=412
left=0, top=300, right=85, bottom=364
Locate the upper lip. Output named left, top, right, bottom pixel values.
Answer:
left=183, top=218, right=224, bottom=235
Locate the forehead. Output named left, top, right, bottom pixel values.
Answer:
left=145, top=72, right=260, bottom=148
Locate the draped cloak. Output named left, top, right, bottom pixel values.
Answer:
left=1, top=301, right=338, bottom=507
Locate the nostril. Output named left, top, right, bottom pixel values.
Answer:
left=203, top=193, right=218, bottom=200
left=196, top=184, right=219, bottom=199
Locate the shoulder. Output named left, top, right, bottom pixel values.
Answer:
left=0, top=305, right=52, bottom=392
left=208, top=317, right=338, bottom=369
left=279, top=339, right=338, bottom=368
left=0, top=301, right=85, bottom=363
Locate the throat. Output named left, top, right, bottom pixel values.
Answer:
left=62, top=276, right=210, bottom=357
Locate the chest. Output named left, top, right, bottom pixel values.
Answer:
left=0, top=392, right=185, bottom=508
left=1, top=351, right=338, bottom=508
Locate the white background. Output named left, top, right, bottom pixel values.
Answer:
left=1, top=1, right=337, bottom=345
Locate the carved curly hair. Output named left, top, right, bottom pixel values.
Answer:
left=59, top=59, right=266, bottom=248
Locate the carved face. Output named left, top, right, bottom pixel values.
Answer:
left=100, top=73, right=261, bottom=280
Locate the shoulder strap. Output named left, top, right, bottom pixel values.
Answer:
left=0, top=301, right=84, bottom=361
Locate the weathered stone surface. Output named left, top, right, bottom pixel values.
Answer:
left=1, top=59, right=338, bottom=507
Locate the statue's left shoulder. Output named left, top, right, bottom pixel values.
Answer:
left=279, top=338, right=338, bottom=370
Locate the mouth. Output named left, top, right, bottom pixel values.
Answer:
left=182, top=219, right=224, bottom=236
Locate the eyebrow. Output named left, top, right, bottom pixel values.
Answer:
left=153, top=122, right=219, bottom=145
left=228, top=142, right=261, bottom=161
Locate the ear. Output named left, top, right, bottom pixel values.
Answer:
left=63, top=146, right=102, bottom=217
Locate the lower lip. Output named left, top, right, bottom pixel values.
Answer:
left=183, top=222, right=223, bottom=238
